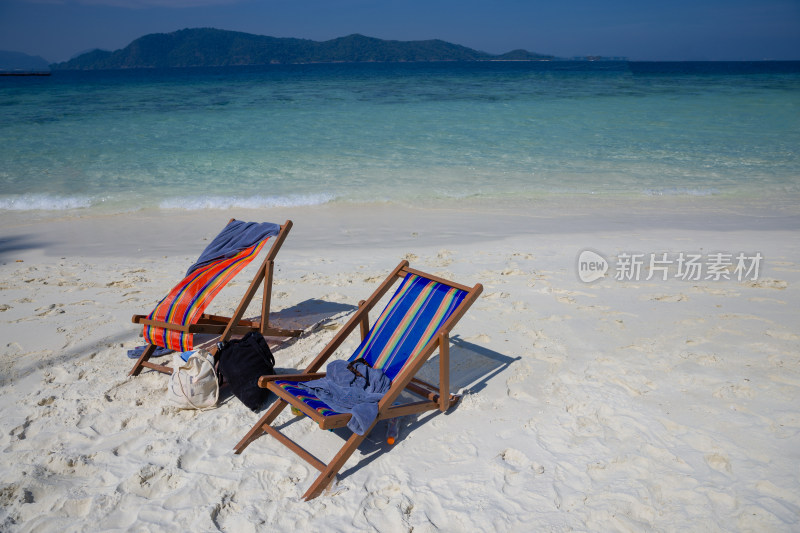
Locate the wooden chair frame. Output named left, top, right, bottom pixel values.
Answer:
left=233, top=260, right=483, bottom=500
left=129, top=219, right=302, bottom=376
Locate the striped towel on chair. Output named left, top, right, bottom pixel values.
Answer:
left=143, top=239, right=267, bottom=351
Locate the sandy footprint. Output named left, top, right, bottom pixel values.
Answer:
left=769, top=412, right=800, bottom=440
left=712, top=382, right=755, bottom=400
left=118, top=464, right=183, bottom=498
left=765, top=329, right=799, bottom=341
left=353, top=477, right=431, bottom=532
left=456, top=391, right=489, bottom=411
left=499, top=268, right=526, bottom=276
left=34, top=304, right=65, bottom=317
left=649, top=293, right=688, bottom=302
left=9, top=416, right=34, bottom=442
left=0, top=483, right=34, bottom=507
left=690, top=286, right=740, bottom=296
left=609, top=372, right=656, bottom=397
left=506, top=363, right=533, bottom=399
left=746, top=278, right=788, bottom=290
left=497, top=448, right=542, bottom=473
left=705, top=453, right=732, bottom=474
left=482, top=291, right=510, bottom=300
left=421, top=249, right=453, bottom=267
left=510, top=252, right=535, bottom=260
left=496, top=448, right=545, bottom=491
left=748, top=296, right=787, bottom=305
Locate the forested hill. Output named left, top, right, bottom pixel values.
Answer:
left=0, top=50, right=50, bottom=72
left=52, top=29, right=555, bottom=69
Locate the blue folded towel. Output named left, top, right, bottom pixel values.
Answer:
left=186, top=220, right=281, bottom=276
left=299, top=360, right=392, bottom=435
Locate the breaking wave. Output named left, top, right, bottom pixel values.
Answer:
left=0, top=194, right=93, bottom=211
left=158, top=193, right=336, bottom=210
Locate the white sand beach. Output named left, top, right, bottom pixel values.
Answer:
left=1, top=200, right=799, bottom=532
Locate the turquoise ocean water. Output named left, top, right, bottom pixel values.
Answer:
left=1, top=61, right=799, bottom=215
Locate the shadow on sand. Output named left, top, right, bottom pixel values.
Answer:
left=3, top=298, right=356, bottom=389
left=0, top=234, right=52, bottom=262
left=255, top=335, right=519, bottom=481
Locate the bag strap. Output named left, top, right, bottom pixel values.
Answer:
left=254, top=333, right=275, bottom=368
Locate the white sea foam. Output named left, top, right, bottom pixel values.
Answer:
left=159, top=193, right=335, bottom=210
left=0, top=194, right=93, bottom=211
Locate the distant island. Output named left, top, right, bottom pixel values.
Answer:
left=51, top=28, right=567, bottom=70
left=0, top=50, right=51, bottom=75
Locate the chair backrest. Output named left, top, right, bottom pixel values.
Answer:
left=349, top=272, right=468, bottom=380
left=144, top=239, right=268, bottom=351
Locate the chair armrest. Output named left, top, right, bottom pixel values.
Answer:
left=258, top=373, right=326, bottom=388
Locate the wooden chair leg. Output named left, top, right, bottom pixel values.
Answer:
left=129, top=344, right=157, bottom=377
left=303, top=431, right=369, bottom=501
left=438, top=332, right=450, bottom=412
left=234, top=399, right=288, bottom=454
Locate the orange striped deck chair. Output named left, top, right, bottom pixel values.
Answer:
left=129, top=219, right=301, bottom=377
left=234, top=260, right=482, bottom=500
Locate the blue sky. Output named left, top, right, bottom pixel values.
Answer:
left=1, top=0, right=798, bottom=63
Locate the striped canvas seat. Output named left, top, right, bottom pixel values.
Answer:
left=143, top=239, right=268, bottom=352
left=276, top=273, right=468, bottom=414
left=351, top=273, right=467, bottom=378
left=274, top=381, right=340, bottom=417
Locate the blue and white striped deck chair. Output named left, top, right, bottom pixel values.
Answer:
left=234, top=260, right=482, bottom=500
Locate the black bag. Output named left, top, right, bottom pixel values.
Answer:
left=217, top=331, right=275, bottom=411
